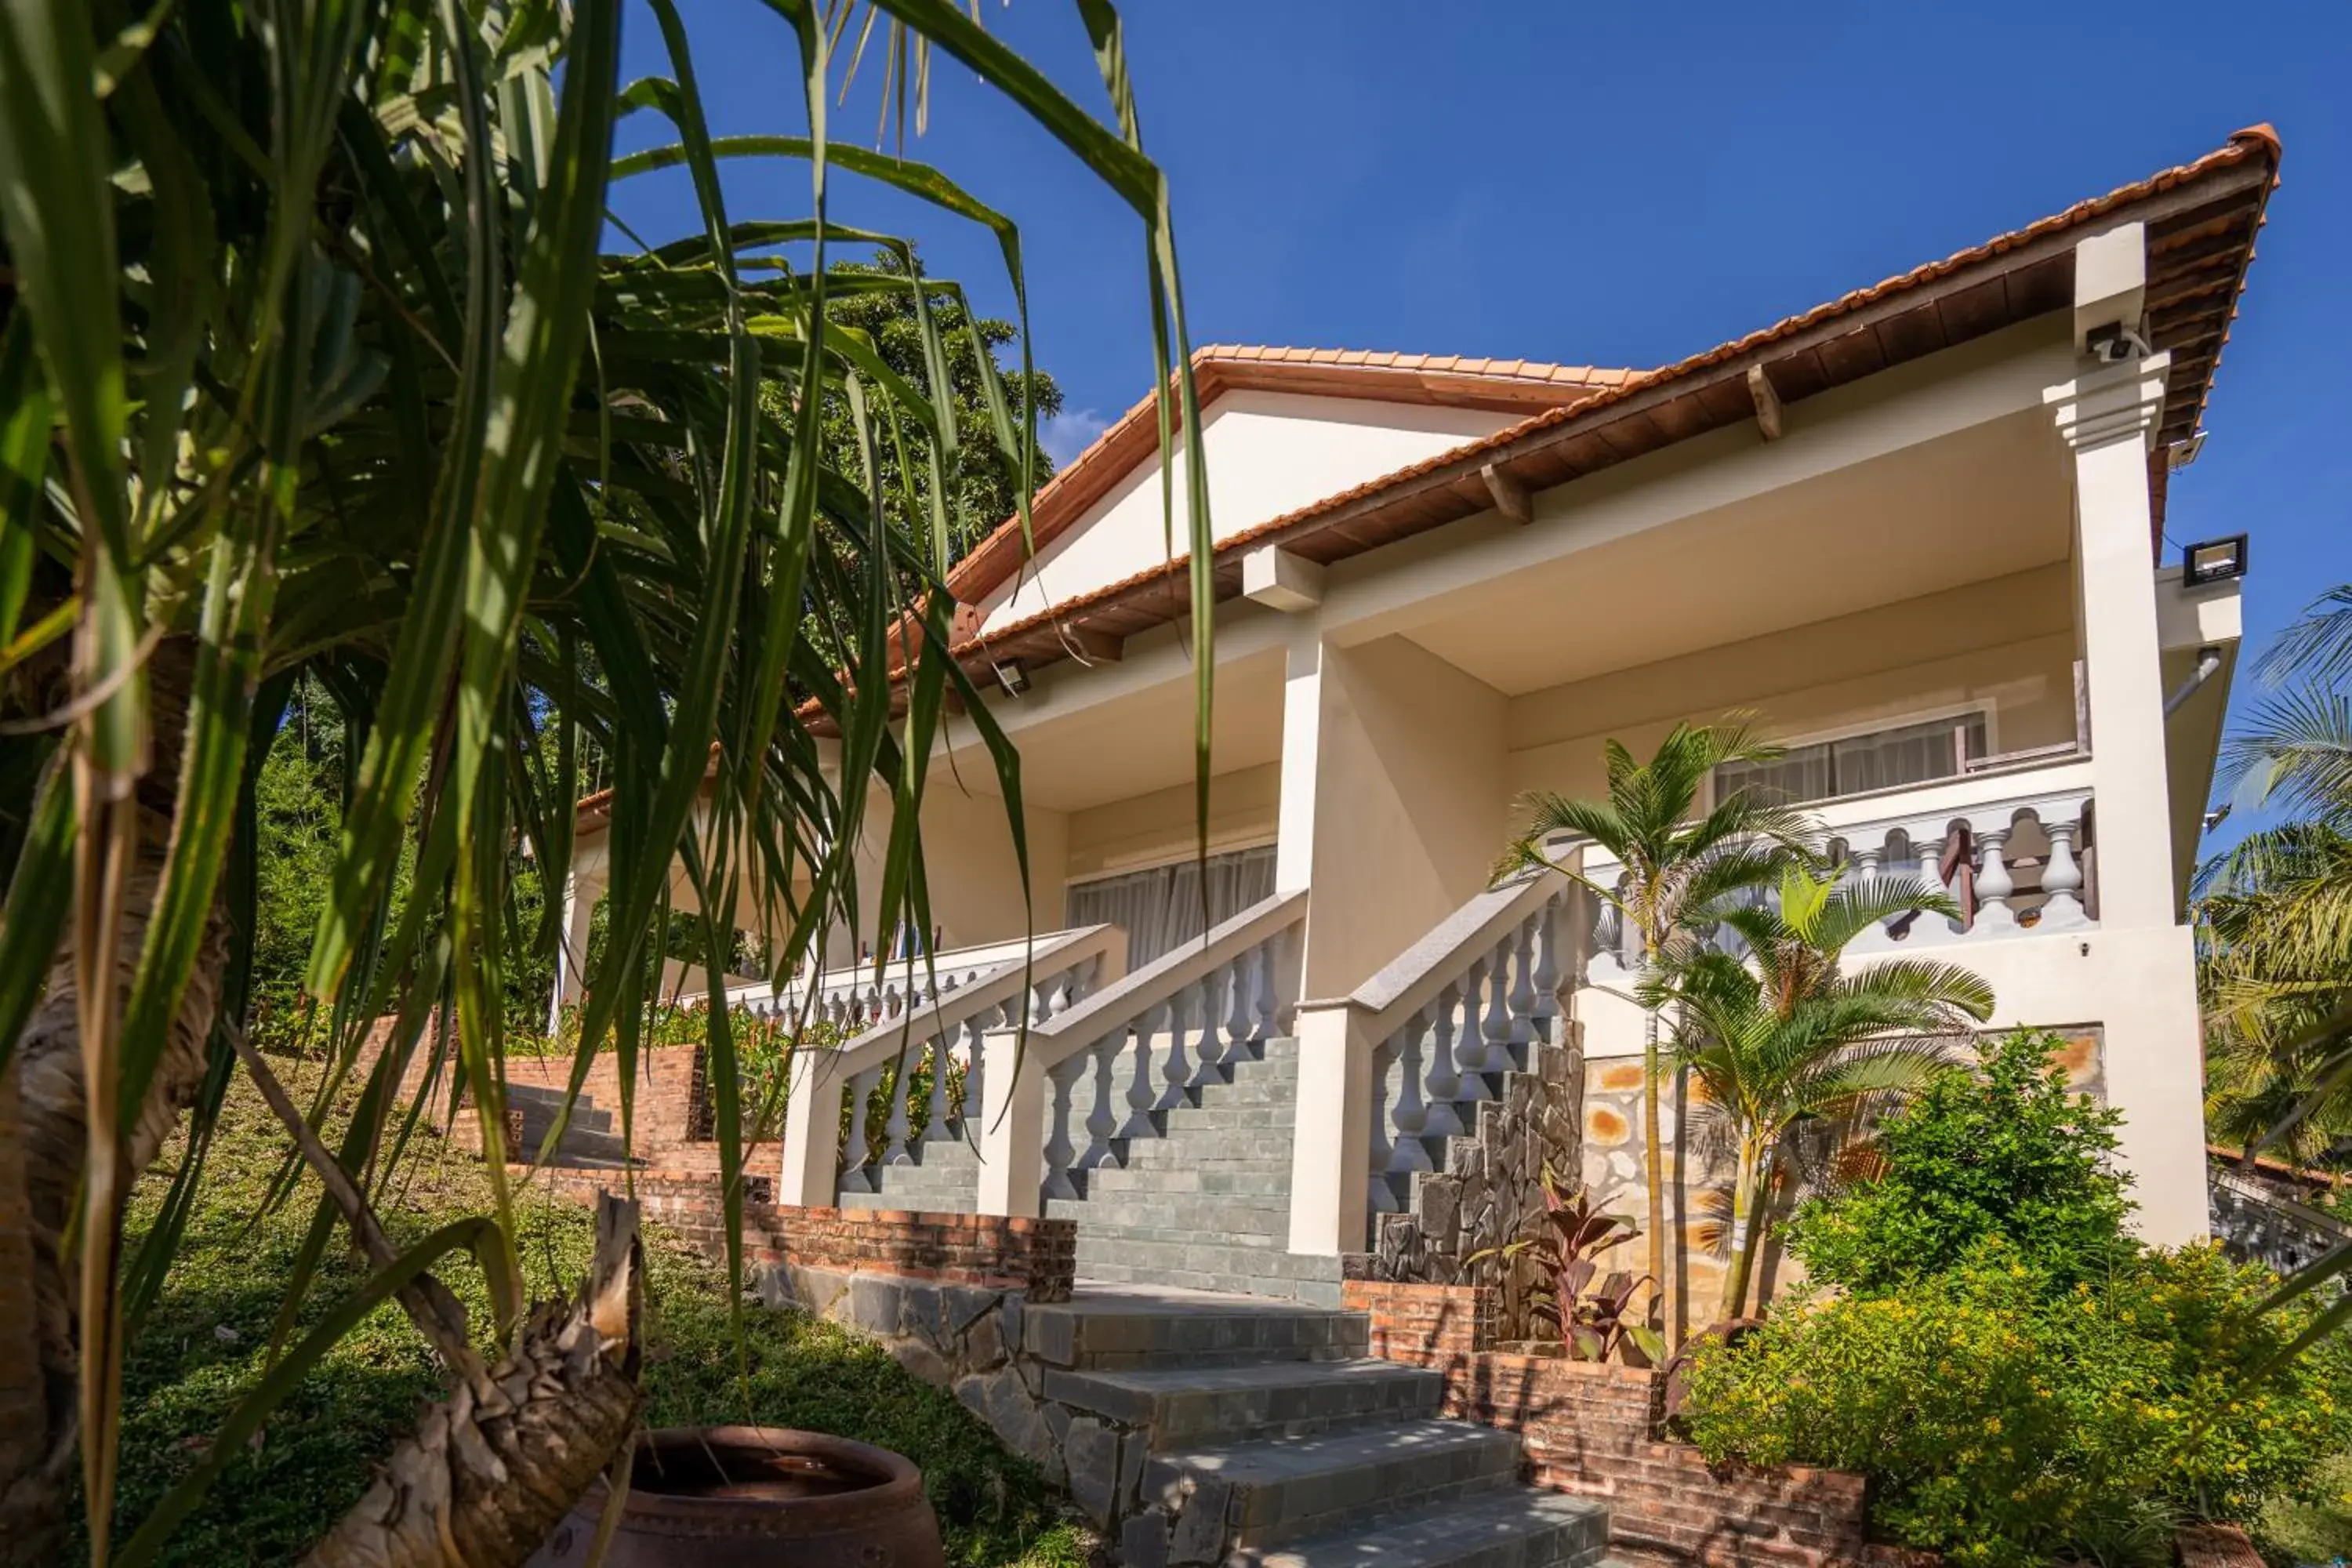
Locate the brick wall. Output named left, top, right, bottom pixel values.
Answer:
left=362, top=1022, right=753, bottom=1172
left=1345, top=1281, right=1897, bottom=1568
left=526, top=1166, right=1074, bottom=1303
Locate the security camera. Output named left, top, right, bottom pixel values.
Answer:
left=2085, top=321, right=2151, bottom=365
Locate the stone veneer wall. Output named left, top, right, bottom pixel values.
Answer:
left=1344, top=1280, right=1900, bottom=1568
left=1348, top=1025, right=1584, bottom=1338
left=1579, top=1028, right=2108, bottom=1323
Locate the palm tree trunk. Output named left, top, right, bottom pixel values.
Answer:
left=302, top=1196, right=643, bottom=1568
left=0, top=643, right=226, bottom=1566
left=1639, top=964, right=1666, bottom=1343
left=1722, top=1141, right=1772, bottom=1321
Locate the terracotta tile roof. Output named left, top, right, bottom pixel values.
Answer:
left=936, top=128, right=2279, bottom=688
left=942, top=345, right=1632, bottom=609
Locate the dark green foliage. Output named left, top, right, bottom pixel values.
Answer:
left=814, top=249, right=1062, bottom=566
left=1782, top=1031, right=2136, bottom=1291
left=99, top=1079, right=1084, bottom=1568
left=1682, top=1239, right=2352, bottom=1568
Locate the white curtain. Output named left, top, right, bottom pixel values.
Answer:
left=1715, top=713, right=1988, bottom=805
left=1066, top=844, right=1277, bottom=968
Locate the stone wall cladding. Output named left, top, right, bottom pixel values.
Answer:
left=1349, top=1023, right=1583, bottom=1338
left=1580, top=1026, right=2109, bottom=1327
left=1344, top=1281, right=1893, bottom=1568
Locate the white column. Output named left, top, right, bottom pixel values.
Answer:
left=1287, top=1000, right=1372, bottom=1254
left=1273, top=623, right=1323, bottom=896
left=975, top=1025, right=1045, bottom=1218
left=2040, top=223, right=2208, bottom=1243
left=776, top=1051, right=844, bottom=1207
left=546, top=865, right=601, bottom=1034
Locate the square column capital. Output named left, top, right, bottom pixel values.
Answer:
left=2045, top=351, right=2172, bottom=456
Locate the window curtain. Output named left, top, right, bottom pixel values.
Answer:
left=1715, top=713, right=1989, bottom=806
left=1066, top=844, right=1278, bottom=968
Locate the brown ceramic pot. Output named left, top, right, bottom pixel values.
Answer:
left=528, top=1426, right=946, bottom=1568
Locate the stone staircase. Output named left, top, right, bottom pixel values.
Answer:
left=1030, top=1287, right=1620, bottom=1568
left=840, top=1022, right=1564, bottom=1310
left=506, top=1082, right=633, bottom=1169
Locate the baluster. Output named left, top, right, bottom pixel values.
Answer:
left=1531, top=894, right=1564, bottom=1040
left=1196, top=960, right=1236, bottom=1075
left=1367, top=1037, right=1400, bottom=1214
left=1617, top=876, right=1641, bottom=970
left=840, top=1066, right=880, bottom=1191
left=1481, top=938, right=1515, bottom=1073
left=922, top=1030, right=954, bottom=1144
left=1975, top=821, right=2019, bottom=934
left=1159, top=979, right=1201, bottom=1109
left=1078, top=1033, right=1123, bottom=1170
left=1119, top=1004, right=1167, bottom=1138
left=1387, top=1010, right=1435, bottom=1178
left=1423, top=978, right=1465, bottom=1138
left=956, top=1007, right=1000, bottom=1132
left=1507, top=913, right=1539, bottom=1048
left=1454, top=953, right=1493, bottom=1102
left=1041, top=1056, right=1084, bottom=1200
left=1844, top=835, right=1896, bottom=950
left=881, top=1053, right=917, bottom=1165
left=1907, top=826, right=1958, bottom=944
left=1254, top=936, right=1281, bottom=1040
left=2041, top=808, right=2089, bottom=929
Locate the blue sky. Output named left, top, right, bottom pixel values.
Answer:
left=614, top=0, right=2348, bottom=826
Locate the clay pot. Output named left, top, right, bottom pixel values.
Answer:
left=528, top=1426, right=946, bottom=1568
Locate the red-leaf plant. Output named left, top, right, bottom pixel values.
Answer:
left=1478, top=1161, right=1665, bottom=1364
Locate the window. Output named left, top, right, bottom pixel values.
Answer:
left=1065, top=844, right=1278, bottom=969
left=1713, top=713, right=1988, bottom=806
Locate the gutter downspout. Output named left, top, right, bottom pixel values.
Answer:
left=2163, top=645, right=2224, bottom=718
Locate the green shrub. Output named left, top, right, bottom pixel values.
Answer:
left=1681, top=1238, right=2352, bottom=1567
left=1783, top=1031, right=2136, bottom=1292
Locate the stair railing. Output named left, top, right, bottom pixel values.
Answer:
left=776, top=924, right=1127, bottom=1207
left=1287, top=866, right=1579, bottom=1255
left=973, top=890, right=1308, bottom=1218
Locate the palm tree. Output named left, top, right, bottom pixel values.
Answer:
left=1659, top=864, right=1993, bottom=1317
left=0, top=2, right=1209, bottom=1563
left=1497, top=717, right=1813, bottom=1342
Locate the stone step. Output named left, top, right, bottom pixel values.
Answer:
left=1042, top=1358, right=1442, bottom=1444
left=1047, top=1196, right=1289, bottom=1236
left=1080, top=1163, right=1294, bottom=1198
left=1026, top=1290, right=1368, bottom=1370
left=1073, top=1232, right=1345, bottom=1306
left=1231, top=1486, right=1613, bottom=1568
left=1145, top=1420, right=1523, bottom=1556
left=1120, top=1132, right=1298, bottom=1167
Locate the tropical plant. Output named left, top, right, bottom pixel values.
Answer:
left=1680, top=1236, right=2352, bottom=1568
left=0, top=2, right=1211, bottom=1563
left=1475, top=1161, right=1663, bottom=1363
left=1657, top=862, right=1991, bottom=1316
left=1784, top=1031, right=2137, bottom=1293
left=1497, top=717, right=1813, bottom=1341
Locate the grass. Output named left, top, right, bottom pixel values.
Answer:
left=88, top=1066, right=1092, bottom=1566
left=2259, top=1450, right=2352, bottom=1564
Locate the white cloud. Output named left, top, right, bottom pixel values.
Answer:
left=1039, top=407, right=1110, bottom=466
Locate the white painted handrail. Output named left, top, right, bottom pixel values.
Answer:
left=1287, top=869, right=1577, bottom=1255
left=775, top=924, right=1126, bottom=1207
left=974, top=891, right=1307, bottom=1217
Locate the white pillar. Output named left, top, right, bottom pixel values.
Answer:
left=2041, top=223, right=2208, bottom=1243
left=546, top=865, right=601, bottom=1035
left=1273, top=624, right=1323, bottom=896
left=1287, top=1001, right=1372, bottom=1254
left=975, top=1026, right=1045, bottom=1218
left=777, top=1051, right=844, bottom=1207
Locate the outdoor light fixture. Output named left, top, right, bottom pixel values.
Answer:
left=993, top=659, right=1031, bottom=697
left=2182, top=535, right=2249, bottom=586
left=2167, top=430, right=2207, bottom=470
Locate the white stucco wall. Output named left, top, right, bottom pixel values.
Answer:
left=977, top=391, right=1516, bottom=634
left=1063, top=762, right=1279, bottom=884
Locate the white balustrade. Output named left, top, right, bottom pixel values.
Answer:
left=1579, top=759, right=2098, bottom=961
left=776, top=925, right=1126, bottom=1207
left=1287, top=868, right=1577, bottom=1254
left=972, top=891, right=1308, bottom=1218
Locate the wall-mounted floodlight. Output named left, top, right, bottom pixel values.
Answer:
left=2182, top=535, right=2249, bottom=586
left=993, top=659, right=1031, bottom=698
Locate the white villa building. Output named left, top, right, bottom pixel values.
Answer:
left=556, top=130, right=2277, bottom=1310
